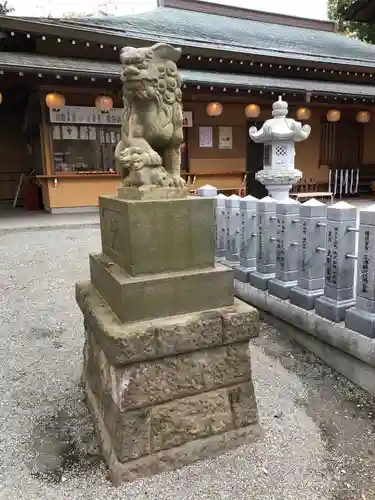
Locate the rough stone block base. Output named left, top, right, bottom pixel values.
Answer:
left=85, top=382, right=261, bottom=485
left=77, top=282, right=260, bottom=484
left=345, top=307, right=375, bottom=338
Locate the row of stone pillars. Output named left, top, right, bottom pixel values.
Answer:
left=199, top=186, right=375, bottom=338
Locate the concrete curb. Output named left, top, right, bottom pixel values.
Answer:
left=234, top=279, right=375, bottom=396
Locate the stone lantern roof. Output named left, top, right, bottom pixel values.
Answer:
left=249, top=96, right=311, bottom=143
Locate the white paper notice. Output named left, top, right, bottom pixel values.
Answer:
left=52, top=125, right=61, bottom=140
left=199, top=126, right=213, bottom=148
left=219, top=126, right=233, bottom=149
left=62, top=125, right=79, bottom=140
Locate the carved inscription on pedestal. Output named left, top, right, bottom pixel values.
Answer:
left=276, top=217, right=285, bottom=268
left=326, top=227, right=339, bottom=286
left=360, top=229, right=370, bottom=294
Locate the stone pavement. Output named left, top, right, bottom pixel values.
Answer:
left=0, top=208, right=99, bottom=231
left=1, top=224, right=375, bottom=499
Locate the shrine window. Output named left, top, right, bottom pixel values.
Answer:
left=49, top=106, right=122, bottom=174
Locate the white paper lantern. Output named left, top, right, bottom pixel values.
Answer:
left=95, top=95, right=113, bottom=113
left=245, top=103, right=260, bottom=118
left=45, top=92, right=65, bottom=111
left=0, top=92, right=2, bottom=105
left=327, top=109, right=341, bottom=122
left=296, top=107, right=312, bottom=120
left=206, top=102, right=223, bottom=117
left=356, top=110, right=371, bottom=123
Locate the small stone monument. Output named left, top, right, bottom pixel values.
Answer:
left=268, top=198, right=300, bottom=300
left=315, top=201, right=357, bottom=322
left=345, top=204, right=375, bottom=337
left=289, top=199, right=327, bottom=310
left=76, top=42, right=260, bottom=484
left=249, top=96, right=311, bottom=201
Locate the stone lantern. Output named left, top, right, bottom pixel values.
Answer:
left=249, top=96, right=311, bottom=200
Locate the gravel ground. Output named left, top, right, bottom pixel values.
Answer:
left=1, top=226, right=375, bottom=499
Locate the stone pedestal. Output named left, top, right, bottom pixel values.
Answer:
left=76, top=192, right=260, bottom=484
left=345, top=204, right=375, bottom=337
left=289, top=199, right=327, bottom=310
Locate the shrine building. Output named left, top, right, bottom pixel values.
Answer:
left=1, top=0, right=375, bottom=212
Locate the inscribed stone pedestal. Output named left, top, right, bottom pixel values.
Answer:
left=268, top=198, right=300, bottom=299
left=249, top=196, right=277, bottom=291
left=215, top=194, right=227, bottom=261
left=99, top=195, right=215, bottom=276
left=345, top=204, right=375, bottom=337
left=234, top=195, right=258, bottom=283
left=223, top=194, right=241, bottom=268
left=289, top=199, right=327, bottom=310
left=315, top=201, right=357, bottom=323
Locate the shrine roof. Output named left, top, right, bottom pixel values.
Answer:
left=2, top=51, right=375, bottom=99
left=3, top=2, right=375, bottom=70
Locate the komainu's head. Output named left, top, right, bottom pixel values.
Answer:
left=119, top=43, right=182, bottom=105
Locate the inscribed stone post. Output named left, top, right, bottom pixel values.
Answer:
left=215, top=194, right=227, bottom=261
left=249, top=196, right=277, bottom=291
left=289, top=199, right=327, bottom=310
left=234, top=195, right=258, bottom=283
left=223, top=194, right=241, bottom=268
left=345, top=204, right=375, bottom=337
left=268, top=198, right=300, bottom=299
left=315, top=201, right=357, bottom=323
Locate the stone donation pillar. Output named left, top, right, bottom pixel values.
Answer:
left=76, top=42, right=260, bottom=485
left=315, top=201, right=357, bottom=322
left=345, top=204, right=375, bottom=337
left=268, top=198, right=300, bottom=300
left=249, top=196, right=277, bottom=290
left=289, top=199, right=327, bottom=310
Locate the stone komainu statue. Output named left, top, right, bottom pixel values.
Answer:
left=115, top=43, right=186, bottom=188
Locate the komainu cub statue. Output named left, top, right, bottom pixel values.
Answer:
left=115, top=42, right=186, bottom=188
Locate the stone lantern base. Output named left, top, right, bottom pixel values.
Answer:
left=255, top=168, right=302, bottom=201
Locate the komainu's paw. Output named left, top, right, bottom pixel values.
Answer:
left=120, top=147, right=162, bottom=171
left=172, top=175, right=186, bottom=188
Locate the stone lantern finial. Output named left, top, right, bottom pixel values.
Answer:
left=272, top=96, right=288, bottom=117
left=249, top=96, right=311, bottom=201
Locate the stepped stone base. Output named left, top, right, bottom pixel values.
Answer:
left=90, top=253, right=233, bottom=323
left=76, top=282, right=260, bottom=484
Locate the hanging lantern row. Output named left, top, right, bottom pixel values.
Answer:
left=206, top=102, right=261, bottom=118
left=45, top=92, right=113, bottom=112
left=206, top=101, right=373, bottom=124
